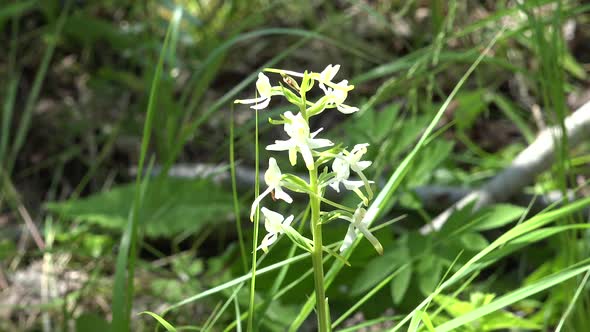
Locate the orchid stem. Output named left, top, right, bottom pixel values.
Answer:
left=309, top=168, right=329, bottom=331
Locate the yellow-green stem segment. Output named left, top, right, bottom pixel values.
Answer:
left=309, top=168, right=329, bottom=331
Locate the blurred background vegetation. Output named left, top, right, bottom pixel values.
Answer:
left=1, top=0, right=590, bottom=331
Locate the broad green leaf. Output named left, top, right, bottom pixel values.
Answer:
left=391, top=260, right=412, bottom=305
left=472, top=204, right=526, bottom=231
left=418, top=255, right=443, bottom=295
left=351, top=251, right=400, bottom=295
left=453, top=90, right=488, bottom=131
left=46, top=178, right=234, bottom=237
left=459, top=232, right=489, bottom=251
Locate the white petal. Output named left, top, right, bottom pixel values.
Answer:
left=353, top=160, right=372, bottom=172
left=329, top=180, right=341, bottom=192
left=266, top=139, right=294, bottom=151
left=310, top=128, right=324, bottom=138
left=337, top=104, right=359, bottom=114
left=277, top=69, right=305, bottom=77
left=257, top=233, right=277, bottom=252
left=235, top=96, right=267, bottom=105
left=332, top=157, right=350, bottom=179
left=261, top=207, right=285, bottom=233
left=282, top=215, right=295, bottom=227
left=250, top=187, right=273, bottom=220
left=343, top=180, right=364, bottom=190
left=261, top=207, right=285, bottom=225
left=250, top=97, right=271, bottom=110
left=352, top=143, right=370, bottom=152
left=274, top=187, right=293, bottom=204
left=256, top=73, right=272, bottom=98
left=289, top=147, right=298, bottom=166
left=308, top=138, right=334, bottom=149
left=264, top=157, right=283, bottom=187
left=300, top=145, right=315, bottom=170
left=339, top=224, right=357, bottom=252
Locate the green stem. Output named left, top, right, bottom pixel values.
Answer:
left=309, top=169, right=329, bottom=331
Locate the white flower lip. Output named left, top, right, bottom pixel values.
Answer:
left=266, top=112, right=333, bottom=170
left=257, top=207, right=294, bottom=252
left=250, top=157, right=293, bottom=221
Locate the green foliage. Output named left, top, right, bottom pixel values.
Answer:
left=434, top=293, right=540, bottom=331
left=75, top=313, right=111, bottom=332
left=3, top=1, right=590, bottom=331
left=46, top=178, right=235, bottom=237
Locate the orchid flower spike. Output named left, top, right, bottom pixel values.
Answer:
left=266, top=111, right=333, bottom=170
left=234, top=73, right=281, bottom=110
left=257, top=207, right=294, bottom=252
left=339, top=204, right=383, bottom=255
left=250, top=157, right=293, bottom=220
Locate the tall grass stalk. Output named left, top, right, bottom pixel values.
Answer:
left=111, top=8, right=183, bottom=331
left=247, top=108, right=260, bottom=332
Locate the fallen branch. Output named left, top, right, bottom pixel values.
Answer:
left=420, top=101, right=590, bottom=234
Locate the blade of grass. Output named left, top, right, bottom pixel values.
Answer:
left=0, top=76, right=19, bottom=165
left=389, top=196, right=590, bottom=332
left=111, top=8, right=183, bottom=331
left=555, top=269, right=590, bottom=332
left=247, top=107, right=260, bottom=332
left=6, top=1, right=69, bottom=176
left=435, top=260, right=590, bottom=332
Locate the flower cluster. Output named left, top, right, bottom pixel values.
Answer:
left=235, top=65, right=382, bottom=255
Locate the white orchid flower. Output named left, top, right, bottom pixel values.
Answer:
left=234, top=73, right=281, bottom=110
left=250, top=157, right=293, bottom=220
left=318, top=64, right=341, bottom=94
left=339, top=204, right=382, bottom=255
left=324, top=79, right=359, bottom=114
left=257, top=207, right=294, bottom=252
left=329, top=144, right=372, bottom=192
left=266, top=111, right=333, bottom=170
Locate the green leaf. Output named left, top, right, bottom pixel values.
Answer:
left=418, top=254, right=443, bottom=295
left=75, top=313, right=111, bottom=332
left=46, top=178, right=234, bottom=237
left=472, top=204, right=526, bottom=231
left=139, top=311, right=177, bottom=331
left=453, top=90, right=488, bottom=130
left=351, top=251, right=400, bottom=295
left=459, top=232, right=489, bottom=251
left=391, top=260, right=412, bottom=305
left=434, top=261, right=590, bottom=332
left=434, top=293, right=540, bottom=331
